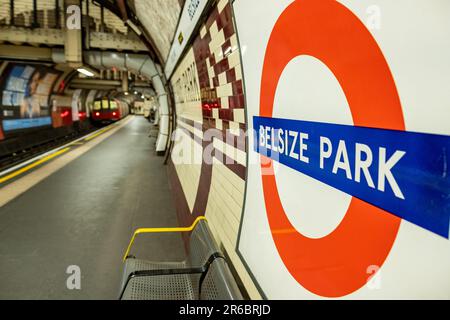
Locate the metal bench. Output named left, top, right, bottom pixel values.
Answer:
left=119, top=216, right=243, bottom=300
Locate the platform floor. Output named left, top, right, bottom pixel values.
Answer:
left=0, top=117, right=184, bottom=299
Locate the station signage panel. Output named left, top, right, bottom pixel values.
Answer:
left=234, top=0, right=450, bottom=299
left=0, top=63, right=60, bottom=132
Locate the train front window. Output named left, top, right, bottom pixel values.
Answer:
left=110, top=101, right=118, bottom=110
left=102, top=100, right=109, bottom=110
left=93, top=101, right=101, bottom=110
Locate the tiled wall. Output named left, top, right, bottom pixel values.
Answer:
left=0, top=0, right=127, bottom=33
left=85, top=2, right=128, bottom=33
left=170, top=47, right=203, bottom=213
left=169, top=0, right=260, bottom=299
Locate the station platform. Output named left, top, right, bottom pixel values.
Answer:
left=0, top=117, right=184, bottom=299
left=0, top=0, right=449, bottom=302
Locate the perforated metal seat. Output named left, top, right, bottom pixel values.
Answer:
left=119, top=219, right=243, bottom=300
left=122, top=273, right=201, bottom=300
left=187, top=220, right=221, bottom=267
left=120, top=220, right=218, bottom=289
left=120, top=259, right=187, bottom=295
left=200, top=258, right=243, bottom=300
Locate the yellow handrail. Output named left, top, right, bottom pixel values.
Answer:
left=122, top=216, right=207, bottom=262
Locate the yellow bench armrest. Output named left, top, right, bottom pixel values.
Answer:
left=122, top=216, right=207, bottom=262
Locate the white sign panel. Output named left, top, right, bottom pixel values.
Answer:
left=234, top=0, right=450, bottom=299
left=164, top=0, right=210, bottom=79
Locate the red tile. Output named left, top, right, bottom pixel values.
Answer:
left=221, top=39, right=232, bottom=56
left=219, top=109, right=234, bottom=121
left=206, top=7, right=219, bottom=29
left=232, top=80, right=243, bottom=96
left=202, top=31, right=211, bottom=43
left=219, top=3, right=233, bottom=27
left=216, top=13, right=224, bottom=30
left=236, top=94, right=245, bottom=108
left=223, top=22, right=235, bottom=40
left=226, top=68, right=236, bottom=82
left=209, top=54, right=216, bottom=66
left=228, top=96, right=236, bottom=109
left=203, top=109, right=212, bottom=118
left=228, top=95, right=245, bottom=109
left=212, top=76, right=219, bottom=87
left=213, top=59, right=229, bottom=75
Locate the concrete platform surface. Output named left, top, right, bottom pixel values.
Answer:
left=0, top=117, right=185, bottom=300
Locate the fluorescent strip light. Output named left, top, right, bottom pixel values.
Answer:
left=77, top=68, right=94, bottom=77
left=126, top=19, right=142, bottom=36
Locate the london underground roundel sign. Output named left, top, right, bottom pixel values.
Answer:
left=236, top=0, right=450, bottom=300
left=259, top=0, right=403, bottom=297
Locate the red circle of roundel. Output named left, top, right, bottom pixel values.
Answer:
left=260, top=0, right=404, bottom=298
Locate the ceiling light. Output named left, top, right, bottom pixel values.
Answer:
left=126, top=19, right=142, bottom=36
left=77, top=68, right=94, bottom=77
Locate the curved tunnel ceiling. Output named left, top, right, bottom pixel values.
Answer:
left=131, top=0, right=182, bottom=62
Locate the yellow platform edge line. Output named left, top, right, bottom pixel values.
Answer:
left=123, top=216, right=207, bottom=262
left=84, top=125, right=116, bottom=142
left=0, top=118, right=130, bottom=184
left=0, top=147, right=71, bottom=184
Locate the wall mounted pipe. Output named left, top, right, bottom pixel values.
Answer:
left=52, top=49, right=170, bottom=153
left=70, top=79, right=122, bottom=86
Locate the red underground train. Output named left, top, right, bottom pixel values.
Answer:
left=91, top=98, right=129, bottom=123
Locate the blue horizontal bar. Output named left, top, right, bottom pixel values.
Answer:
left=3, top=117, right=52, bottom=131
left=253, top=116, right=450, bottom=239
